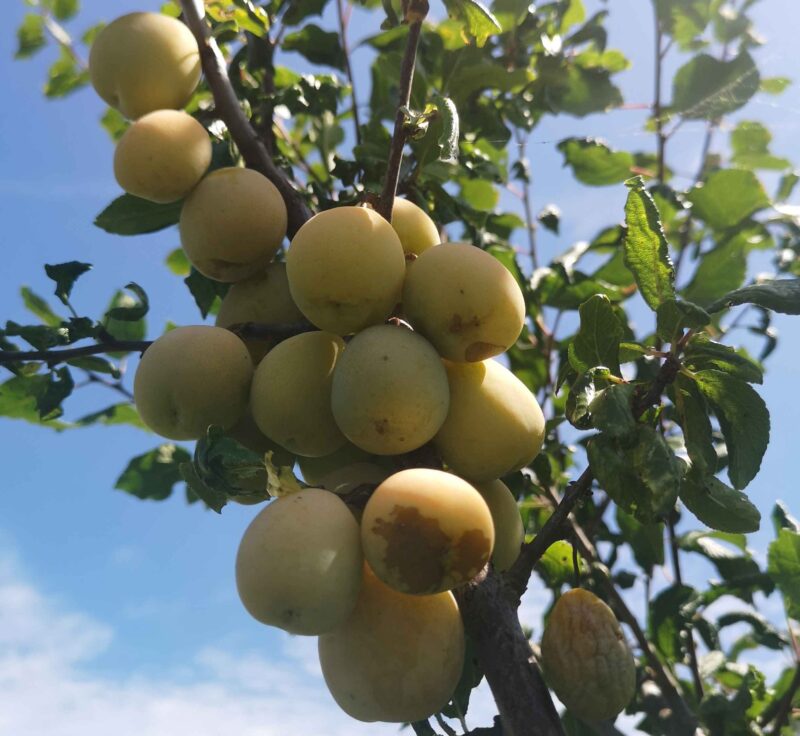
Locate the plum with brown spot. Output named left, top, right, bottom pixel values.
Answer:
left=361, top=468, right=494, bottom=594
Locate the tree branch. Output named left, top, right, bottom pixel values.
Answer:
left=376, top=11, right=426, bottom=221
left=179, top=0, right=312, bottom=237
left=761, top=663, right=800, bottom=733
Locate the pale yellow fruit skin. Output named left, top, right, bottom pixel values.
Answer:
left=235, top=489, right=363, bottom=635
left=390, top=198, right=440, bottom=256
left=215, top=263, right=306, bottom=363
left=250, top=331, right=347, bottom=457
left=298, top=444, right=392, bottom=494
left=180, top=167, right=288, bottom=282
left=362, top=468, right=494, bottom=594
left=434, top=359, right=545, bottom=482
left=541, top=589, right=636, bottom=723
left=331, top=325, right=450, bottom=455
left=89, top=12, right=200, bottom=120
left=403, top=243, right=525, bottom=362
left=286, top=207, right=406, bottom=334
left=113, top=110, right=211, bottom=203
left=318, top=566, right=465, bottom=722
left=133, top=326, right=252, bottom=440
left=475, top=479, right=524, bottom=571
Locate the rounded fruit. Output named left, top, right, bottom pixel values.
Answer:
left=251, top=331, right=346, bottom=457
left=113, top=110, right=211, bottom=203
left=286, top=206, right=405, bottom=334
left=180, top=167, right=287, bottom=283
left=215, top=263, right=306, bottom=363
left=434, top=359, right=545, bottom=482
left=236, top=489, right=363, bottom=635
left=133, top=326, right=252, bottom=440
left=331, top=325, right=450, bottom=455
left=88, top=12, right=201, bottom=119
left=390, top=198, right=439, bottom=256
left=227, top=411, right=296, bottom=467
left=298, top=444, right=392, bottom=494
left=541, top=588, right=636, bottom=723
left=318, top=566, right=465, bottom=722
left=362, top=468, right=494, bottom=594
left=403, top=243, right=525, bottom=362
left=475, top=479, right=525, bottom=571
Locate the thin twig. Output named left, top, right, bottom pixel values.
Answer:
left=179, top=0, right=312, bottom=237
left=760, top=664, right=800, bottom=732
left=376, top=12, right=426, bottom=221
left=336, top=0, right=362, bottom=146
left=515, top=128, right=538, bottom=270
left=42, top=14, right=87, bottom=69
left=653, top=10, right=666, bottom=185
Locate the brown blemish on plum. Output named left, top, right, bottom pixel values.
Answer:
left=448, top=313, right=481, bottom=334
left=371, top=505, right=450, bottom=593
left=464, top=341, right=502, bottom=361
left=373, top=418, right=389, bottom=435
left=451, top=528, right=492, bottom=580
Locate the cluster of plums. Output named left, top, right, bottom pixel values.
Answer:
left=86, top=9, right=634, bottom=727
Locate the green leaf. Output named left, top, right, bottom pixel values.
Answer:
left=567, top=295, right=623, bottom=375
left=443, top=0, right=502, bottom=47
left=44, top=0, right=80, bottom=20
left=115, top=444, right=191, bottom=501
left=105, top=283, right=149, bottom=322
left=650, top=584, right=697, bottom=660
left=75, top=403, right=146, bottom=430
left=441, top=634, right=482, bottom=720
left=687, top=169, right=770, bottom=231
left=695, top=370, right=769, bottom=490
left=622, top=176, right=675, bottom=311
left=680, top=466, right=760, bottom=533
left=180, top=462, right=229, bottom=513
left=94, top=195, right=182, bottom=236
left=588, top=426, right=681, bottom=522
left=20, top=287, right=61, bottom=327
left=589, top=383, right=636, bottom=438
left=283, top=0, right=330, bottom=25
left=184, top=269, right=229, bottom=319
left=759, top=77, right=791, bottom=95
left=557, top=137, right=634, bottom=186
left=165, top=248, right=191, bottom=276
left=534, top=269, right=626, bottom=310
left=433, top=95, right=459, bottom=165
left=616, top=507, right=664, bottom=575
left=44, top=261, right=92, bottom=307
left=772, top=502, right=800, bottom=534
left=0, top=374, right=69, bottom=427
left=683, top=337, right=763, bottom=384
left=282, top=25, right=345, bottom=69
left=655, top=298, right=710, bottom=343
left=102, top=290, right=146, bottom=346
left=537, top=540, right=583, bottom=587
left=767, top=529, right=800, bottom=619
left=67, top=356, right=121, bottom=379
left=730, top=121, right=790, bottom=171
left=36, top=367, right=74, bottom=419
left=681, top=232, right=751, bottom=307
left=706, top=279, right=800, bottom=316
left=44, top=46, right=90, bottom=98
left=15, top=13, right=46, bottom=59
left=672, top=51, right=760, bottom=120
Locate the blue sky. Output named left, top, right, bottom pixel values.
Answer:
left=1, top=0, right=800, bottom=734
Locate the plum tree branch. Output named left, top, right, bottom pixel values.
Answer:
left=376, top=3, right=427, bottom=221
left=178, top=0, right=312, bottom=237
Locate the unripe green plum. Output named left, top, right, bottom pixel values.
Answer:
left=88, top=12, right=201, bottom=119
left=331, top=325, right=449, bottom=455
left=236, top=489, right=363, bottom=634
left=318, top=566, right=464, bottom=722
left=180, top=167, right=287, bottom=282
left=215, top=263, right=306, bottom=363
left=133, top=326, right=252, bottom=440
left=286, top=207, right=405, bottom=334
left=475, top=479, right=525, bottom=571
left=390, top=198, right=440, bottom=256
left=113, top=110, right=211, bottom=203
left=403, top=243, right=525, bottom=362
left=362, top=468, right=494, bottom=594
left=251, top=331, right=347, bottom=457
left=434, top=359, right=545, bottom=482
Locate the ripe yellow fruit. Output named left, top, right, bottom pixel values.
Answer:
left=331, top=325, right=450, bottom=455
left=390, top=198, right=440, bottom=256
left=318, top=566, right=465, bottom=722
left=236, top=489, right=363, bottom=634
left=475, top=479, right=525, bottom=571
left=251, top=331, right=346, bottom=457
left=88, top=12, right=201, bottom=120
left=403, top=243, right=525, bottom=362
left=362, top=468, right=494, bottom=594
left=434, top=359, right=545, bottom=482
left=541, top=588, right=636, bottom=722
left=113, top=110, right=211, bottom=204
left=286, top=206, right=405, bottom=334
left=297, top=444, right=392, bottom=494
left=133, top=326, right=252, bottom=440
left=180, top=167, right=287, bottom=282
left=215, top=263, right=306, bottom=363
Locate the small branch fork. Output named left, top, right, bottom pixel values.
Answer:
left=178, top=0, right=312, bottom=237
